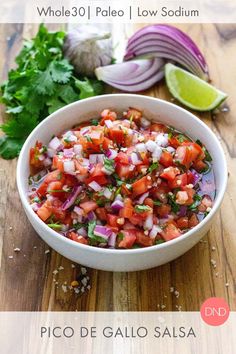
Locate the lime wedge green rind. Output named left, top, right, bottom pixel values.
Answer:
left=165, top=63, right=228, bottom=112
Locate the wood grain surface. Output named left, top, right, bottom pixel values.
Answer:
left=0, top=23, right=235, bottom=312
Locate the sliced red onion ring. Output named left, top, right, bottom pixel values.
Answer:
left=62, top=186, right=82, bottom=210
left=95, top=58, right=164, bottom=92
left=125, top=24, right=208, bottom=79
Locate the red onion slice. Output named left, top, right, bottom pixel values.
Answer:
left=126, top=25, right=208, bottom=77
left=62, top=186, right=82, bottom=210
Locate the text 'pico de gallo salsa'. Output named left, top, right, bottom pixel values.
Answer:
left=28, top=108, right=215, bottom=249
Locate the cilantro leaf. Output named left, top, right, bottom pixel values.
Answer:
left=75, top=78, right=96, bottom=99
left=50, top=59, right=73, bottom=84
left=0, top=136, right=24, bottom=159
left=148, top=162, right=159, bottom=173
left=135, top=205, right=152, bottom=213
left=103, top=157, right=115, bottom=173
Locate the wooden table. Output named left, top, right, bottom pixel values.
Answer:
left=0, top=23, right=235, bottom=312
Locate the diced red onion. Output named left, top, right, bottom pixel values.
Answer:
left=149, top=224, right=162, bottom=238
left=74, top=144, right=83, bottom=155
left=89, top=154, right=104, bottom=164
left=145, top=140, right=157, bottom=153
left=62, top=186, right=82, bottom=210
left=111, top=199, right=124, bottom=212
left=103, top=187, right=112, bottom=199
left=77, top=227, right=87, bottom=237
left=190, top=169, right=202, bottom=186
left=108, top=232, right=117, bottom=248
left=49, top=137, right=62, bottom=151
left=178, top=206, right=187, bottom=217
left=64, top=148, right=75, bottom=158
left=87, top=211, right=96, bottom=221
left=63, top=160, right=75, bottom=174
left=88, top=181, right=102, bottom=192
left=136, top=143, right=147, bottom=153
left=47, top=148, right=56, bottom=158
left=106, top=149, right=118, bottom=159
left=144, top=214, right=153, bottom=230
left=130, top=152, right=142, bottom=165
left=140, top=117, right=151, bottom=128
left=166, top=146, right=176, bottom=154
left=63, top=131, right=77, bottom=142
left=137, top=192, right=149, bottom=204
left=31, top=202, right=42, bottom=212
left=104, top=120, right=113, bottom=128
left=73, top=206, right=84, bottom=216
left=95, top=58, right=164, bottom=92
left=94, top=225, right=112, bottom=240
left=80, top=127, right=90, bottom=135
left=155, top=133, right=169, bottom=147
left=43, top=157, right=52, bottom=167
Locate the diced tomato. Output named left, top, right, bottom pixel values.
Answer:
left=37, top=201, right=52, bottom=221
left=156, top=204, right=171, bottom=217
left=183, top=142, right=205, bottom=161
left=160, top=167, right=180, bottom=181
left=129, top=213, right=142, bottom=226
left=121, top=184, right=132, bottom=196
left=115, top=152, right=130, bottom=165
left=96, top=207, right=107, bottom=221
left=120, top=198, right=134, bottom=218
left=136, top=231, right=154, bottom=247
left=69, top=232, right=88, bottom=245
left=107, top=214, right=120, bottom=228
left=176, top=217, right=189, bottom=229
left=29, top=141, right=45, bottom=171
left=64, top=174, right=78, bottom=187
left=49, top=199, right=67, bottom=221
left=188, top=214, right=199, bottom=228
left=47, top=181, right=65, bottom=199
left=187, top=171, right=195, bottom=185
left=102, top=137, right=113, bottom=150
left=80, top=201, right=98, bottom=213
left=37, top=169, right=64, bottom=198
left=100, top=109, right=117, bottom=125
left=168, top=173, right=187, bottom=189
left=132, top=176, right=152, bottom=197
left=108, top=128, right=125, bottom=145
left=85, top=163, right=108, bottom=185
left=198, top=195, right=213, bottom=212
left=192, top=160, right=207, bottom=172
left=160, top=151, right=173, bottom=167
left=150, top=123, right=168, bottom=133
left=176, top=187, right=195, bottom=206
left=118, top=230, right=137, bottom=249
left=175, top=142, right=205, bottom=168
left=125, top=108, right=142, bottom=123
left=75, top=161, right=88, bottom=175
left=52, top=155, right=64, bottom=172
left=150, top=181, right=170, bottom=204
left=161, top=223, right=182, bottom=241
left=169, top=136, right=181, bottom=148
left=144, top=198, right=154, bottom=208
left=115, top=163, right=133, bottom=179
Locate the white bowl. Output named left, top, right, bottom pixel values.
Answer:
left=17, top=94, right=227, bottom=272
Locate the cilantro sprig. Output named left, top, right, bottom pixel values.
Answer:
left=0, top=24, right=104, bottom=159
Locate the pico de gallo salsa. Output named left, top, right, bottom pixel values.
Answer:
left=28, top=108, right=215, bottom=249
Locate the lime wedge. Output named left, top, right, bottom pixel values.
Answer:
left=165, top=63, right=227, bottom=111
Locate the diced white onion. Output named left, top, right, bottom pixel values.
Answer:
left=130, top=152, right=141, bottom=165
left=152, top=146, right=162, bottom=160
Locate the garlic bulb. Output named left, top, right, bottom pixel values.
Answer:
left=64, top=25, right=113, bottom=77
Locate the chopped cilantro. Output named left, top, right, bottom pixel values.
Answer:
left=104, top=157, right=115, bottom=173
left=188, top=194, right=202, bottom=211
left=168, top=194, right=180, bottom=213
left=48, top=223, right=63, bottom=230
left=85, top=135, right=93, bottom=142
left=135, top=205, right=152, bottom=213
left=117, top=232, right=124, bottom=241
left=148, top=162, right=159, bottom=173
left=0, top=24, right=104, bottom=159
left=153, top=200, right=162, bottom=206
left=90, top=118, right=99, bottom=126
left=155, top=239, right=165, bottom=245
